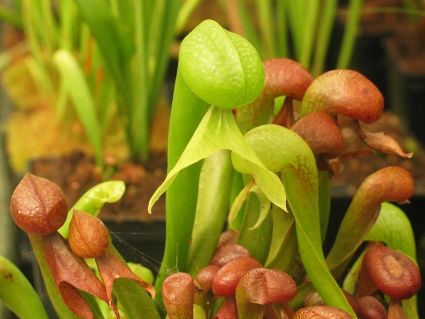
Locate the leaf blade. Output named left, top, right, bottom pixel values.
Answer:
left=113, top=279, right=161, bottom=319
left=58, top=181, right=125, bottom=238
left=0, top=255, right=48, bottom=319
left=53, top=49, right=103, bottom=168
left=149, top=107, right=286, bottom=213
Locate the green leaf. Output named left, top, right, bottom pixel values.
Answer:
left=318, top=171, right=331, bottom=242
left=228, top=181, right=255, bottom=229
left=326, top=167, right=413, bottom=278
left=238, top=193, right=273, bottom=263
left=342, top=203, right=419, bottom=319
left=149, top=107, right=286, bottom=213
left=311, top=0, right=337, bottom=76
left=342, top=251, right=364, bottom=295
left=265, top=206, right=297, bottom=273
left=188, top=150, right=234, bottom=274
left=230, top=183, right=273, bottom=231
left=128, top=262, right=154, bottom=285
left=80, top=292, right=106, bottom=319
left=0, top=255, right=48, bottom=319
left=248, top=186, right=272, bottom=230
left=366, top=202, right=418, bottom=319
left=58, top=181, right=125, bottom=238
left=194, top=304, right=207, bottom=319
left=232, top=124, right=356, bottom=316
left=337, top=0, right=363, bottom=69
left=72, top=0, right=128, bottom=96
left=366, top=202, right=416, bottom=258
left=53, top=49, right=103, bottom=168
left=155, top=69, right=209, bottom=295
left=114, top=278, right=161, bottom=319
left=156, top=19, right=265, bottom=298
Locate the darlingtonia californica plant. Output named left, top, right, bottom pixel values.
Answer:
left=9, top=174, right=156, bottom=319
left=3, top=19, right=422, bottom=319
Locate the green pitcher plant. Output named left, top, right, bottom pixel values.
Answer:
left=2, top=20, right=422, bottom=319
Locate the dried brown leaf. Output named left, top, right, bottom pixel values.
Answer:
left=360, top=130, right=413, bottom=158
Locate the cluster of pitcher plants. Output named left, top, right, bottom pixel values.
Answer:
left=1, top=19, right=422, bottom=319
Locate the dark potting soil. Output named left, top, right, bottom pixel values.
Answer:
left=29, top=151, right=166, bottom=223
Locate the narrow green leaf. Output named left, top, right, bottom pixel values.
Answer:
left=255, top=0, right=275, bottom=58
left=188, top=150, right=234, bottom=274
left=40, top=0, right=58, bottom=51
left=72, top=0, right=127, bottom=94
left=58, top=181, right=125, bottom=238
left=228, top=181, right=255, bottom=229
left=147, top=0, right=181, bottom=122
left=238, top=193, right=273, bottom=263
left=114, top=279, right=161, bottom=319
left=149, top=107, right=286, bottom=213
left=337, top=0, right=363, bottom=68
left=287, top=0, right=304, bottom=59
left=53, top=49, right=103, bottom=168
left=276, top=0, right=288, bottom=57
left=176, top=0, right=202, bottom=33
left=311, top=0, right=337, bottom=76
left=299, top=0, right=319, bottom=69
left=59, top=0, right=79, bottom=51
left=154, top=69, right=209, bottom=297
left=131, top=0, right=149, bottom=159
left=342, top=251, right=364, bottom=295
left=248, top=186, right=272, bottom=230
left=22, top=0, right=50, bottom=89
left=318, top=171, right=331, bottom=242
left=0, top=255, right=48, bottom=319
left=265, top=206, right=296, bottom=272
